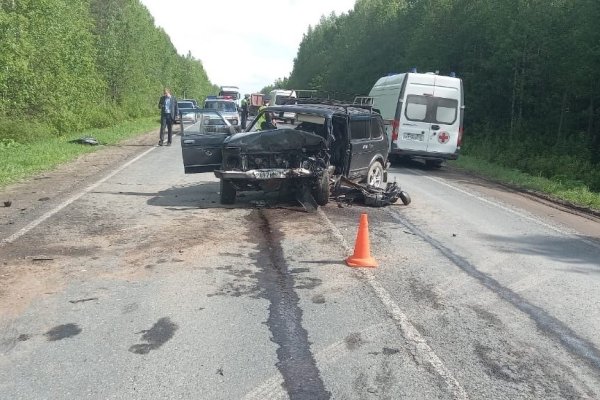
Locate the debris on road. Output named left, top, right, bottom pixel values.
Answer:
left=3, top=201, right=11, bottom=207
left=69, top=137, right=99, bottom=146
left=333, top=176, right=411, bottom=207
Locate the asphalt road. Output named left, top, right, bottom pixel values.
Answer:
left=1, top=132, right=599, bottom=399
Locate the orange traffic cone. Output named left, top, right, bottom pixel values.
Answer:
left=346, top=213, right=378, bottom=268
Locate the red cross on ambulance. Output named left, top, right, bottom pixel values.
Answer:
left=438, top=131, right=450, bottom=144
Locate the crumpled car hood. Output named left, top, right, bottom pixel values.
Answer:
left=224, top=129, right=325, bottom=152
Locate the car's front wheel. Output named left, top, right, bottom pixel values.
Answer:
left=366, top=160, right=385, bottom=188
left=312, top=171, right=330, bottom=206
left=220, top=179, right=236, bottom=204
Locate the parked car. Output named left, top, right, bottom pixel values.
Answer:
left=181, top=103, right=389, bottom=207
left=204, top=96, right=240, bottom=130
left=182, top=98, right=198, bottom=107
left=368, top=71, right=464, bottom=168
left=175, top=101, right=198, bottom=123
left=180, top=109, right=237, bottom=173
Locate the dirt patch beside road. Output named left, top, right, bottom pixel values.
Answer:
left=0, top=129, right=159, bottom=239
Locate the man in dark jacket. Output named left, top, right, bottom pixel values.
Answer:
left=158, top=88, right=178, bottom=146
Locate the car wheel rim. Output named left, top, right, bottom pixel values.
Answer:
left=369, top=164, right=383, bottom=187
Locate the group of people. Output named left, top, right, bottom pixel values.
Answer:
left=157, top=89, right=276, bottom=147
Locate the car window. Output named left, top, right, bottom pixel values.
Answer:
left=370, top=118, right=383, bottom=139
left=178, top=101, right=194, bottom=109
left=183, top=112, right=230, bottom=136
left=350, top=119, right=369, bottom=140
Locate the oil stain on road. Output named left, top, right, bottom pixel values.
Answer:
left=45, top=323, right=82, bottom=341
left=129, top=317, right=178, bottom=355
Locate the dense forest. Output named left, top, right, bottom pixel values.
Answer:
left=285, top=0, right=600, bottom=191
left=0, top=0, right=216, bottom=139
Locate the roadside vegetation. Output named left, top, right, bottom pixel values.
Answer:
left=0, top=118, right=157, bottom=187
left=276, top=0, right=600, bottom=209
left=0, top=0, right=217, bottom=148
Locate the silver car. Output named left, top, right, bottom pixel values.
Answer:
left=203, top=98, right=240, bottom=131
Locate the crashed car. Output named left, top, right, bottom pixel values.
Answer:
left=181, top=103, right=390, bottom=207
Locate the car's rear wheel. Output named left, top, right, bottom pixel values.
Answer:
left=220, top=179, right=236, bottom=204
left=367, top=160, right=385, bottom=188
left=312, top=171, right=330, bottom=206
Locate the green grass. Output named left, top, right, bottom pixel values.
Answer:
left=0, top=118, right=157, bottom=188
left=449, top=155, right=600, bottom=211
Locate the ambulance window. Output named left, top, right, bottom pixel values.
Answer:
left=405, top=95, right=428, bottom=121
left=435, top=98, right=458, bottom=124
left=350, top=119, right=369, bottom=140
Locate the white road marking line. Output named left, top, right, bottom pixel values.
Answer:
left=1, top=147, right=156, bottom=246
left=396, top=170, right=600, bottom=251
left=316, top=208, right=469, bottom=400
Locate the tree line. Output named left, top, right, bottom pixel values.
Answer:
left=284, top=0, right=600, bottom=191
left=0, top=0, right=217, bottom=140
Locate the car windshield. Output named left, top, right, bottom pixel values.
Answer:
left=178, top=101, right=194, bottom=109
left=205, top=101, right=237, bottom=112
left=248, top=111, right=327, bottom=139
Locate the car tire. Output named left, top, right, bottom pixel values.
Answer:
left=399, top=191, right=411, bottom=206
left=425, top=160, right=443, bottom=169
left=312, top=171, right=330, bottom=206
left=220, top=179, right=236, bottom=204
left=366, top=160, right=385, bottom=188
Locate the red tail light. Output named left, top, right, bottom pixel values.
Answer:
left=392, top=119, right=399, bottom=142
left=458, top=126, right=463, bottom=147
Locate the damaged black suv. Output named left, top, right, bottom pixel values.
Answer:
left=180, top=103, right=389, bottom=207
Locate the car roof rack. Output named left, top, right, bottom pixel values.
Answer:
left=280, top=97, right=379, bottom=115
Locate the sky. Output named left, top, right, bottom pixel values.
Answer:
left=139, top=0, right=356, bottom=96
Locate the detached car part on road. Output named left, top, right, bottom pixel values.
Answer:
left=181, top=103, right=392, bottom=208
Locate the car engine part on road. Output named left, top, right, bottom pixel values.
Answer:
left=333, top=176, right=410, bottom=207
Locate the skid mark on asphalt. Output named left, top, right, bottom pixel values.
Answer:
left=316, top=209, right=470, bottom=400
left=129, top=317, right=178, bottom=355
left=250, top=209, right=331, bottom=400
left=243, top=323, right=411, bottom=400
left=387, top=208, right=600, bottom=372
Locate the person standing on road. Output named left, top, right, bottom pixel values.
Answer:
left=240, top=94, right=249, bottom=130
left=158, top=88, right=178, bottom=146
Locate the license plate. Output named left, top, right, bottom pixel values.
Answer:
left=403, top=132, right=424, bottom=141
left=253, top=170, right=284, bottom=179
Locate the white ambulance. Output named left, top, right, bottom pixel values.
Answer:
left=368, top=72, right=464, bottom=168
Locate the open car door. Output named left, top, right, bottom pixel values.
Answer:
left=181, top=110, right=236, bottom=173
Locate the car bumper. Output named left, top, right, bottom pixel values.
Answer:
left=390, top=148, right=460, bottom=160
left=215, top=168, right=315, bottom=180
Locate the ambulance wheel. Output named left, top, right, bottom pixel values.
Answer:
left=220, top=179, right=236, bottom=204
left=426, top=159, right=443, bottom=169
left=399, top=191, right=411, bottom=206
